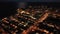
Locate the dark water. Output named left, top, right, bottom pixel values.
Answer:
left=0, top=2, right=18, bottom=19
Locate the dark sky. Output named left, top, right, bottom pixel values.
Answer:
left=0, top=0, right=60, bottom=2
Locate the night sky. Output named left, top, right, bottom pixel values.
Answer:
left=0, top=0, right=60, bottom=2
